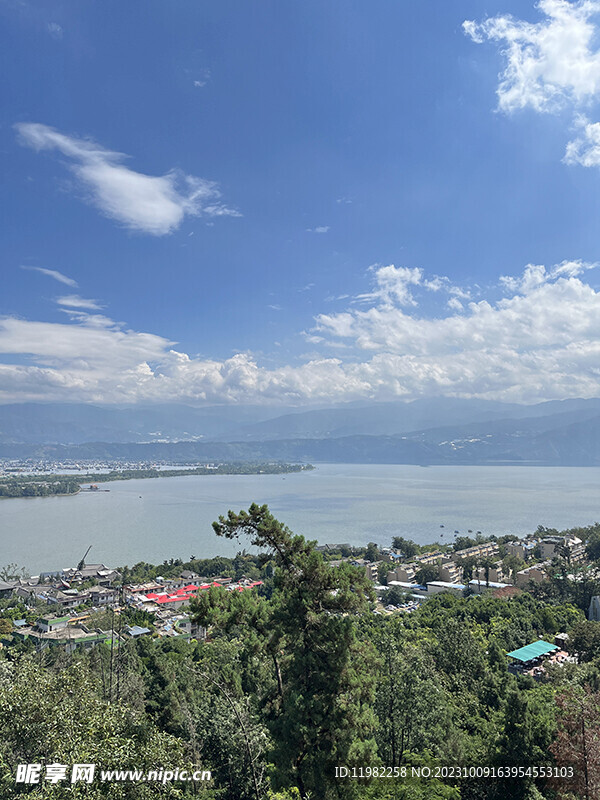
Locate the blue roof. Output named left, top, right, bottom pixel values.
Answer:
left=13, top=619, right=27, bottom=627
left=507, top=641, right=558, bottom=662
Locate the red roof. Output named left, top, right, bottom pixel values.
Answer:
left=154, top=593, right=194, bottom=605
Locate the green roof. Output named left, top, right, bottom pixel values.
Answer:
left=507, top=641, right=558, bottom=663
left=39, top=615, right=70, bottom=625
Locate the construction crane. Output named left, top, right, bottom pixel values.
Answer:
left=77, top=545, right=92, bottom=572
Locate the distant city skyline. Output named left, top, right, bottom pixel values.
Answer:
left=3, top=0, right=600, bottom=406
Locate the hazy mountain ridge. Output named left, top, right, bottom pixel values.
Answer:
left=1, top=399, right=599, bottom=465
left=2, top=397, right=600, bottom=444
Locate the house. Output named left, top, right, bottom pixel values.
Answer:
left=125, top=625, right=151, bottom=638
left=515, top=564, right=548, bottom=587
left=88, top=585, right=118, bottom=607
left=450, top=542, right=499, bottom=563
left=506, top=540, right=538, bottom=561
left=36, top=615, right=71, bottom=633
left=17, top=624, right=119, bottom=654
left=44, top=588, right=89, bottom=611
left=169, top=615, right=206, bottom=640
left=439, top=559, right=463, bottom=583
left=357, top=560, right=381, bottom=582
left=472, top=562, right=509, bottom=584
left=387, top=565, right=417, bottom=583
left=413, top=550, right=445, bottom=566
left=539, top=536, right=585, bottom=563
left=62, top=564, right=121, bottom=586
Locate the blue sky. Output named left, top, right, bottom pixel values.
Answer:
left=3, top=0, right=600, bottom=406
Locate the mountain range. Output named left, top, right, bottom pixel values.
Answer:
left=0, top=398, right=599, bottom=465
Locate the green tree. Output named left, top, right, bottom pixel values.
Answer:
left=193, top=503, right=379, bottom=799
left=570, top=621, right=600, bottom=663
left=550, top=685, right=600, bottom=800
left=375, top=635, right=452, bottom=766
left=456, top=556, right=477, bottom=584
left=382, top=586, right=409, bottom=607
left=414, top=564, right=438, bottom=585
left=585, top=527, right=600, bottom=561
left=0, top=656, right=215, bottom=799
left=492, top=687, right=556, bottom=800
left=365, top=542, right=380, bottom=562
left=391, top=537, right=419, bottom=559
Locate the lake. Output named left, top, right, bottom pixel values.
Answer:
left=1, top=463, right=600, bottom=573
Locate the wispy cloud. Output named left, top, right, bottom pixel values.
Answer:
left=353, top=264, right=447, bottom=308
left=193, top=68, right=211, bottom=88
left=21, top=266, right=78, bottom=287
left=15, top=123, right=240, bottom=235
left=47, top=22, right=63, bottom=39
left=306, top=225, right=330, bottom=233
left=56, top=295, right=103, bottom=311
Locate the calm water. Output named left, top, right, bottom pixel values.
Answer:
left=1, top=464, right=599, bottom=573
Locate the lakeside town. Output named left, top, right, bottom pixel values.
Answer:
left=2, top=524, right=599, bottom=679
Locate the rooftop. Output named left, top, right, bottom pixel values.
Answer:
left=507, top=641, right=559, bottom=663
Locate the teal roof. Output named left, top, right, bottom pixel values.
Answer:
left=507, top=641, right=558, bottom=662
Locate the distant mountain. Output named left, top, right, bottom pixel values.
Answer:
left=0, top=402, right=287, bottom=444
left=1, top=398, right=599, bottom=465
left=217, top=397, right=600, bottom=441
left=1, top=409, right=600, bottom=465
left=2, top=397, right=600, bottom=446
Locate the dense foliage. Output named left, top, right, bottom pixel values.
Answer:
left=2, top=507, right=600, bottom=799
left=0, top=478, right=80, bottom=498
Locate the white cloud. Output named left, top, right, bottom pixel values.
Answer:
left=356, top=265, right=424, bottom=307
left=464, top=0, right=600, bottom=113
left=500, top=259, right=596, bottom=291
left=2, top=261, right=600, bottom=405
left=56, top=295, right=103, bottom=311
left=306, top=226, right=330, bottom=233
left=15, top=123, right=240, bottom=235
left=20, top=266, right=78, bottom=287
left=447, top=297, right=464, bottom=311
left=564, top=114, right=600, bottom=163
